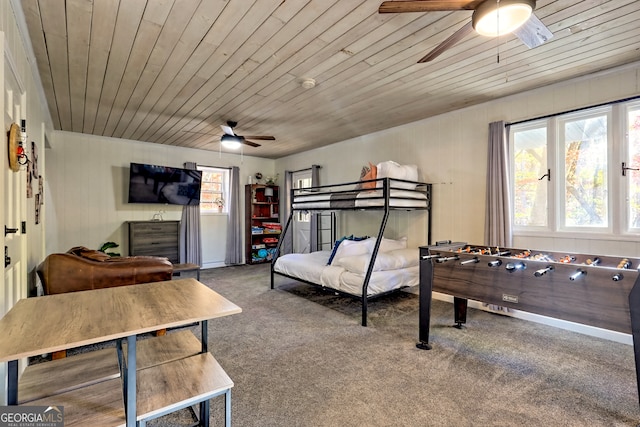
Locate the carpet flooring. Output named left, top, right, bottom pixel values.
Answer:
left=143, top=264, right=640, bottom=427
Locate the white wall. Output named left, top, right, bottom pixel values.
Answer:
left=2, top=0, right=54, bottom=294
left=276, top=61, right=640, bottom=257
left=45, top=131, right=275, bottom=265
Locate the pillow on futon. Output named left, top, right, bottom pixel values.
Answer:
left=376, top=161, right=418, bottom=190
left=328, top=236, right=373, bottom=265
left=335, top=248, right=419, bottom=275
left=378, top=236, right=408, bottom=252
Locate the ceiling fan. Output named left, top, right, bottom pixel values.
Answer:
left=219, top=120, right=275, bottom=149
left=185, top=120, right=275, bottom=149
left=378, top=0, right=553, bottom=63
left=220, top=120, right=276, bottom=149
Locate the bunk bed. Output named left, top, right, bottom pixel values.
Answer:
left=270, top=169, right=432, bottom=326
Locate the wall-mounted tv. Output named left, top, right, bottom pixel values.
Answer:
left=128, top=162, right=202, bottom=206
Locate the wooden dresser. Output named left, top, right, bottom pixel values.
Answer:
left=128, top=220, right=180, bottom=264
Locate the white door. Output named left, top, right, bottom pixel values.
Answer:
left=292, top=170, right=312, bottom=253
left=1, top=35, right=28, bottom=404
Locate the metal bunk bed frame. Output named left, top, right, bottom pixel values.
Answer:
left=270, top=177, right=433, bottom=326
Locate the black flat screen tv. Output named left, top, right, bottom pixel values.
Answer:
left=128, top=162, right=202, bottom=206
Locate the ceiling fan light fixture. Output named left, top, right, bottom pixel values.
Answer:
left=221, top=134, right=242, bottom=149
left=472, top=0, right=535, bottom=37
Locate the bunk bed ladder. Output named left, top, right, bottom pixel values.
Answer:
left=271, top=212, right=294, bottom=289
left=316, top=212, right=336, bottom=251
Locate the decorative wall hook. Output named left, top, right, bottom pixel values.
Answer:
left=7, top=121, right=30, bottom=172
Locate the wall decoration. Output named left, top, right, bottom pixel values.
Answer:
left=26, top=158, right=33, bottom=198
left=38, top=175, right=43, bottom=203
left=31, top=141, right=38, bottom=178
left=35, top=194, right=40, bottom=225
left=34, top=175, right=44, bottom=225
left=7, top=123, right=20, bottom=172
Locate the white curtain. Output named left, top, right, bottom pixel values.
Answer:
left=225, top=166, right=242, bottom=265
left=180, top=162, right=202, bottom=266
left=485, top=120, right=513, bottom=247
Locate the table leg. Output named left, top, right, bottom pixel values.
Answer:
left=417, top=254, right=433, bottom=350
left=225, top=390, right=232, bottom=427
left=126, top=335, right=137, bottom=427
left=201, top=320, right=208, bottom=353
left=199, top=399, right=210, bottom=427
left=200, top=320, right=209, bottom=426
left=7, top=360, right=18, bottom=405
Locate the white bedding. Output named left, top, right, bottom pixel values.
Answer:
left=273, top=248, right=420, bottom=296
left=292, top=189, right=428, bottom=210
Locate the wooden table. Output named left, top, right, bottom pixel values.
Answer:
left=0, top=278, right=241, bottom=426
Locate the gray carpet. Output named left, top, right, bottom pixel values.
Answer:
left=143, top=264, right=640, bottom=427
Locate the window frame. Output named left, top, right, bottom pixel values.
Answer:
left=623, top=100, right=640, bottom=235
left=509, top=102, right=640, bottom=240
left=198, top=166, right=230, bottom=214
left=555, top=106, right=613, bottom=234
left=510, top=118, right=551, bottom=233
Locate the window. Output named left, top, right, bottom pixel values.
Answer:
left=558, top=109, right=610, bottom=230
left=512, top=122, right=548, bottom=228
left=198, top=166, right=229, bottom=213
left=295, top=176, right=312, bottom=222
left=510, top=102, right=637, bottom=238
left=626, top=102, right=640, bottom=231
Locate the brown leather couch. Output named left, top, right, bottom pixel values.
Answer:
left=37, top=246, right=173, bottom=295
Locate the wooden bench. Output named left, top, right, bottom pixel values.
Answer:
left=18, top=331, right=232, bottom=426
left=19, top=347, right=120, bottom=404
left=25, top=378, right=126, bottom=427
left=136, top=352, right=233, bottom=427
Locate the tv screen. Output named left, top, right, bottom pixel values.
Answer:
left=128, top=163, right=202, bottom=206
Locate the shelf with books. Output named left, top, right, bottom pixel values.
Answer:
left=245, top=184, right=281, bottom=264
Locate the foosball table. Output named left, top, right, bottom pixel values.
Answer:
left=418, top=242, right=640, bottom=406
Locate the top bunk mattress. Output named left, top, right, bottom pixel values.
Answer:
left=291, top=178, right=430, bottom=210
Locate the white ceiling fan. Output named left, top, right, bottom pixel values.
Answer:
left=378, top=0, right=553, bottom=62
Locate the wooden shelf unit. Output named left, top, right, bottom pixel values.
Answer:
left=245, top=184, right=281, bottom=264
left=20, top=331, right=233, bottom=427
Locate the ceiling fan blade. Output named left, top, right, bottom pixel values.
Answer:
left=242, top=139, right=261, bottom=148
left=418, top=21, right=473, bottom=63
left=221, top=125, right=235, bottom=136
left=513, top=13, right=553, bottom=49
left=379, top=0, right=483, bottom=13
left=243, top=135, right=275, bottom=141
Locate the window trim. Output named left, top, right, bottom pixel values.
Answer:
left=509, top=101, right=640, bottom=239
left=555, top=106, right=613, bottom=234
left=198, top=166, right=230, bottom=215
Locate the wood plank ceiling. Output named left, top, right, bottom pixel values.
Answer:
left=18, top=0, right=640, bottom=159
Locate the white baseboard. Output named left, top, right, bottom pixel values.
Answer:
left=432, top=292, right=633, bottom=346
left=201, top=261, right=226, bottom=269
